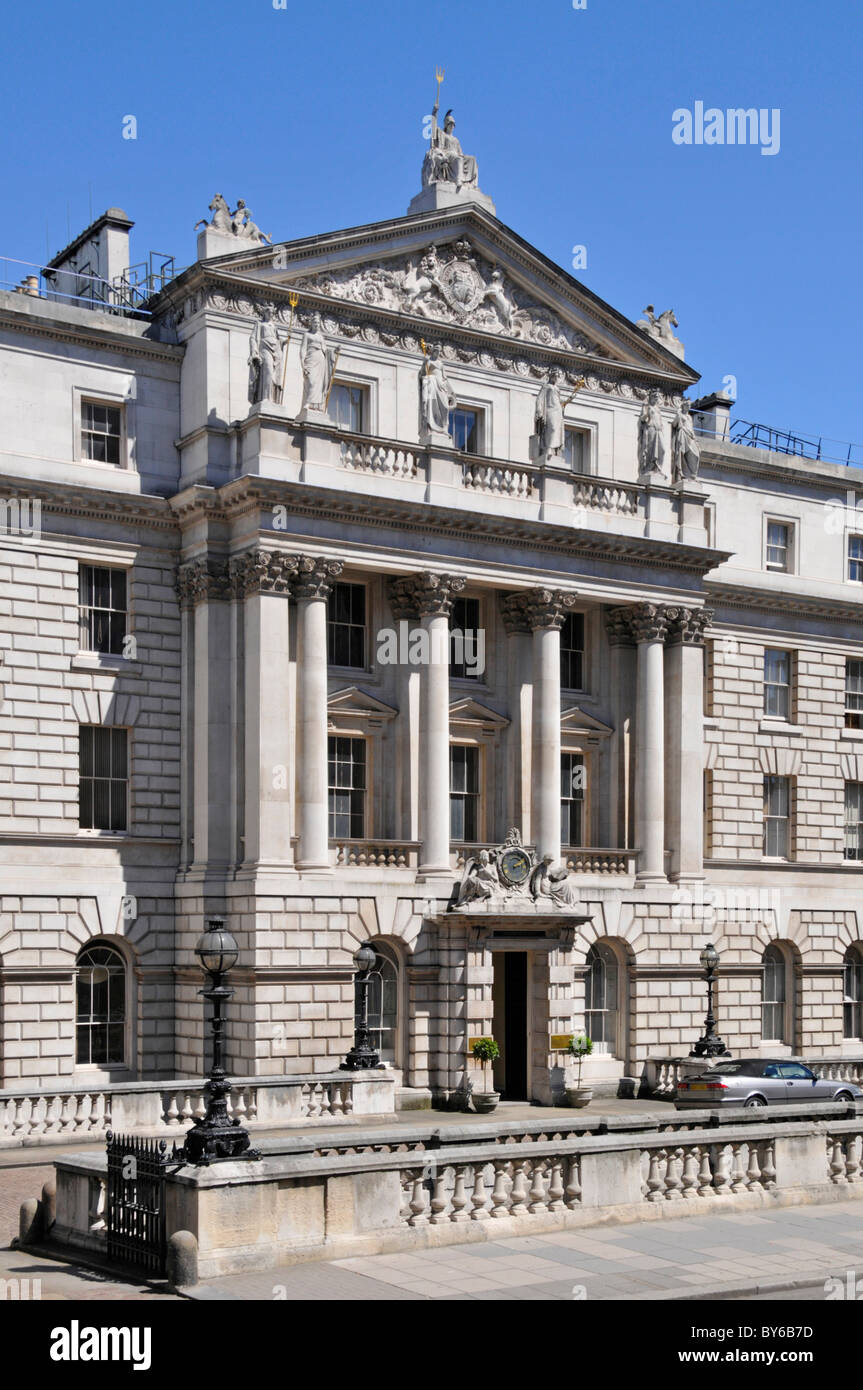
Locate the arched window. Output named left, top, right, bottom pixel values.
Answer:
left=844, top=947, right=863, bottom=1040
left=363, top=943, right=400, bottom=1067
left=584, top=943, right=619, bottom=1055
left=76, top=943, right=127, bottom=1067
left=761, top=944, right=787, bottom=1044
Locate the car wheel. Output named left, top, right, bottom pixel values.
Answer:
left=835, top=1090, right=854, bottom=1103
left=743, top=1095, right=767, bottom=1109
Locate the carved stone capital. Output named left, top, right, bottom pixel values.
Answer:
left=388, top=572, right=466, bottom=620
left=230, top=549, right=298, bottom=597
left=292, top=555, right=344, bottom=601
left=176, top=557, right=232, bottom=607
left=627, top=602, right=670, bottom=644
left=501, top=587, right=576, bottom=633
left=665, top=606, right=714, bottom=647
left=604, top=607, right=637, bottom=647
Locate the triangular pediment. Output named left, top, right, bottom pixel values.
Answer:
left=449, top=696, right=510, bottom=730
left=560, top=705, right=613, bottom=740
left=327, top=686, right=397, bottom=726
left=195, top=205, right=698, bottom=382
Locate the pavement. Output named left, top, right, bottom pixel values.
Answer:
left=185, top=1200, right=863, bottom=1302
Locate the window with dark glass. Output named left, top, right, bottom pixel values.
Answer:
left=844, top=782, right=863, bottom=861
left=844, top=947, right=863, bottom=1040
left=763, top=648, right=791, bottom=719
left=849, top=535, right=863, bottom=584
left=761, top=944, right=787, bottom=1043
left=846, top=659, right=863, bottom=729
left=584, top=943, right=618, bottom=1053
left=763, top=774, right=790, bottom=858
left=364, top=943, right=399, bottom=1065
left=449, top=406, right=480, bottom=454
left=79, top=727, right=128, bottom=831
left=561, top=752, right=585, bottom=845
left=560, top=612, right=585, bottom=690
left=79, top=565, right=127, bottom=655
left=564, top=428, right=588, bottom=473
left=327, top=582, right=366, bottom=669
left=76, top=943, right=126, bottom=1067
left=329, top=382, right=366, bottom=433
left=327, top=736, right=366, bottom=838
left=82, top=401, right=122, bottom=465
left=450, top=744, right=480, bottom=841
left=449, top=596, right=481, bottom=679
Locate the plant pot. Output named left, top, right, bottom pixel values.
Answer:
left=566, top=1087, right=593, bottom=1108
left=473, top=1091, right=500, bottom=1114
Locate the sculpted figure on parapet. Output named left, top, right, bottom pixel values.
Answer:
left=419, top=345, right=456, bottom=438
left=248, top=308, right=285, bottom=405
left=671, top=398, right=701, bottom=482
left=637, top=388, right=667, bottom=481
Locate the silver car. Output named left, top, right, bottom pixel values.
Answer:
left=674, top=1058, right=862, bottom=1109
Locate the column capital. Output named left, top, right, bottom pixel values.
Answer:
left=176, top=556, right=232, bottom=608
left=500, top=587, right=576, bottom=633
left=628, top=602, right=670, bottom=644
left=292, top=555, right=343, bottom=601
left=604, top=606, right=637, bottom=647
left=229, top=548, right=298, bottom=598
left=665, top=606, right=714, bottom=647
left=388, top=571, right=466, bottom=620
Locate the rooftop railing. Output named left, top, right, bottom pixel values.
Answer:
left=0, top=252, right=183, bottom=316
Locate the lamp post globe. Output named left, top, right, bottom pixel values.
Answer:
left=181, top=918, right=259, bottom=1164
left=690, top=941, right=731, bottom=1060
left=341, top=944, right=382, bottom=1071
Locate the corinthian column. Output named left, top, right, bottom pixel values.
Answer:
left=629, top=603, right=670, bottom=881
left=503, top=587, right=576, bottom=863
left=231, top=549, right=298, bottom=870
left=389, top=572, right=466, bottom=878
left=293, top=556, right=343, bottom=871
left=665, top=607, right=712, bottom=881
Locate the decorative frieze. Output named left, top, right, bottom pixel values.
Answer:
left=500, top=587, right=576, bottom=633
left=388, top=571, right=466, bottom=619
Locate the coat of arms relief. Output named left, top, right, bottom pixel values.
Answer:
left=289, top=239, right=603, bottom=356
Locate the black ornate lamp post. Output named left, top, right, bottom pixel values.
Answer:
left=689, top=942, right=731, bottom=1059
left=181, top=919, right=260, bottom=1164
left=340, top=943, right=381, bottom=1071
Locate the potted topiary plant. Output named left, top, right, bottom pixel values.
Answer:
left=565, top=1033, right=593, bottom=1107
left=471, top=1037, right=501, bottom=1113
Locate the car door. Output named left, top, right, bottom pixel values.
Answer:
left=760, top=1063, right=789, bottom=1102
left=778, top=1061, right=820, bottom=1102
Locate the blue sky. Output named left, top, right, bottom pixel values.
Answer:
left=3, top=0, right=861, bottom=455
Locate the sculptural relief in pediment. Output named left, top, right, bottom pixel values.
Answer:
left=288, top=239, right=605, bottom=356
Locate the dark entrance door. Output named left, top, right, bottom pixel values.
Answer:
left=502, top=951, right=528, bottom=1100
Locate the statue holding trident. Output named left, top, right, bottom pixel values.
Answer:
left=423, top=66, right=479, bottom=193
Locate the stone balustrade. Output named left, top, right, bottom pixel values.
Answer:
left=0, top=1071, right=395, bottom=1148
left=48, top=1109, right=863, bottom=1279
left=339, top=433, right=418, bottom=479
left=333, top=839, right=420, bottom=868
left=563, top=847, right=636, bottom=875
left=572, top=477, right=639, bottom=517
left=461, top=459, right=535, bottom=499
left=644, top=1055, right=863, bottom=1098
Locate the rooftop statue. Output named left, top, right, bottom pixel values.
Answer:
left=636, top=304, right=685, bottom=360
left=409, top=68, right=495, bottom=217
left=194, top=193, right=271, bottom=244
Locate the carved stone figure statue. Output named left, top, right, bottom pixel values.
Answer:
left=419, top=345, right=455, bottom=439
left=637, top=305, right=684, bottom=359
left=248, top=308, right=284, bottom=405
left=530, top=856, right=581, bottom=910
left=534, top=367, right=565, bottom=461
left=638, top=389, right=666, bottom=480
left=403, top=249, right=440, bottom=314
left=671, top=398, right=701, bottom=482
left=423, top=100, right=479, bottom=191
left=300, top=312, right=335, bottom=414
left=232, top=199, right=272, bottom=245
left=454, top=850, right=500, bottom=908
left=194, top=193, right=233, bottom=234
left=480, top=269, right=514, bottom=330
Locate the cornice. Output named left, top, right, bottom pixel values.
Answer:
left=173, top=477, right=730, bottom=579
left=0, top=473, right=177, bottom=534
left=0, top=300, right=184, bottom=364
left=700, top=442, right=860, bottom=494
left=707, top=580, right=863, bottom=624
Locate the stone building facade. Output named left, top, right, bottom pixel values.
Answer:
left=1, top=142, right=862, bottom=1105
